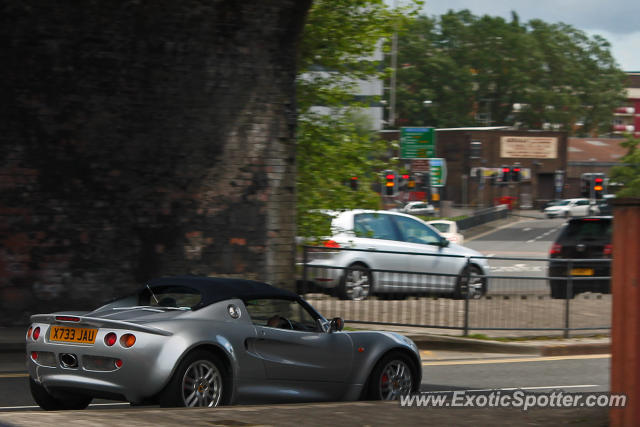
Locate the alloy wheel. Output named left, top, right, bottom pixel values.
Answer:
left=181, top=360, right=223, bottom=407
left=344, top=267, right=371, bottom=300
left=378, top=360, right=413, bottom=400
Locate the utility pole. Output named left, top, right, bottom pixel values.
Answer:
left=388, top=0, right=398, bottom=128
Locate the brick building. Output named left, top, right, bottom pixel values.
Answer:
left=383, top=128, right=569, bottom=209
left=612, top=72, right=640, bottom=138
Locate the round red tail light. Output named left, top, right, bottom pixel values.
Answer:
left=31, top=351, right=38, bottom=360
left=115, top=359, right=123, bottom=368
left=32, top=327, right=41, bottom=341
left=104, top=332, right=117, bottom=346
left=120, top=334, right=136, bottom=348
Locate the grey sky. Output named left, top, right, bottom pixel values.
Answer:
left=421, top=0, right=640, bottom=71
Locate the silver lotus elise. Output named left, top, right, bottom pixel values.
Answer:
left=26, top=276, right=422, bottom=409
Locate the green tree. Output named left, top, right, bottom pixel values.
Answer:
left=296, top=0, right=421, bottom=237
left=610, top=135, right=640, bottom=197
left=394, top=11, right=626, bottom=135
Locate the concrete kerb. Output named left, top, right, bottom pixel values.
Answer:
left=1, top=325, right=611, bottom=357
left=407, top=333, right=610, bottom=356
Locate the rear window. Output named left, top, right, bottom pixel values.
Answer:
left=139, top=285, right=202, bottom=309
left=354, top=213, right=398, bottom=240
left=429, top=222, right=451, bottom=233
left=562, top=219, right=612, bottom=241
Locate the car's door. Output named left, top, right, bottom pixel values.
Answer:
left=349, top=212, right=410, bottom=288
left=242, top=298, right=354, bottom=399
left=390, top=215, right=463, bottom=293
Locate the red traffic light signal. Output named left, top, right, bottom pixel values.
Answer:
left=501, top=167, right=511, bottom=182
left=511, top=167, right=521, bottom=182
left=384, top=171, right=396, bottom=195
left=350, top=176, right=358, bottom=190
left=594, top=177, right=604, bottom=191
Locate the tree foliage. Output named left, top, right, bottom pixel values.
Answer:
left=610, top=135, right=640, bottom=198
left=296, top=0, right=421, bottom=237
left=394, top=11, right=627, bottom=135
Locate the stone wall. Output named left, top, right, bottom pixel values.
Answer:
left=0, top=0, right=311, bottom=325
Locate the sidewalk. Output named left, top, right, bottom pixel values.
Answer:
left=0, top=401, right=610, bottom=426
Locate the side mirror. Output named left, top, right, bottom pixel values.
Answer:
left=439, top=238, right=450, bottom=248
left=329, top=317, right=344, bottom=333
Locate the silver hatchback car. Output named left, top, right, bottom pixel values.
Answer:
left=304, top=210, right=489, bottom=300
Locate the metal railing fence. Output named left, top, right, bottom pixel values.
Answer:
left=299, top=246, right=611, bottom=338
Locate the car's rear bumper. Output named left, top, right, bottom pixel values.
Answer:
left=25, top=327, right=174, bottom=403
left=303, top=265, right=342, bottom=289
left=548, top=262, right=611, bottom=292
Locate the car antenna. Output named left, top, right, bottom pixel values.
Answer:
left=146, top=283, right=159, bottom=304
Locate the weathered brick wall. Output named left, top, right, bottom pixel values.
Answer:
left=0, top=0, right=310, bottom=325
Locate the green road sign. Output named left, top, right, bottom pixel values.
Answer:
left=429, top=158, right=446, bottom=187
left=400, top=127, right=436, bottom=159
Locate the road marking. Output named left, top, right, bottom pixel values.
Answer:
left=527, top=225, right=564, bottom=243
left=466, top=219, right=528, bottom=242
left=478, top=251, right=547, bottom=256
left=0, top=373, right=28, bottom=378
left=422, top=354, right=610, bottom=366
left=424, top=384, right=600, bottom=394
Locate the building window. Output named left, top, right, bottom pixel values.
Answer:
left=470, top=141, right=482, bottom=159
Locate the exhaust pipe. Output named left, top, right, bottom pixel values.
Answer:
left=60, top=353, right=78, bottom=368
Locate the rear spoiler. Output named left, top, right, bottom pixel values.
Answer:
left=30, top=314, right=173, bottom=337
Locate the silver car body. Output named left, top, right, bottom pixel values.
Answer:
left=544, top=198, right=599, bottom=218
left=26, top=276, right=421, bottom=406
left=306, top=210, right=489, bottom=295
left=401, top=201, right=435, bottom=216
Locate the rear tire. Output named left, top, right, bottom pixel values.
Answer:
left=339, top=263, right=373, bottom=301
left=159, top=350, right=229, bottom=408
left=453, top=266, right=486, bottom=299
left=29, top=377, right=92, bottom=410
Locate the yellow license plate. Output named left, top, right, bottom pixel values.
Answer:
left=570, top=268, right=594, bottom=276
left=50, top=326, right=98, bottom=344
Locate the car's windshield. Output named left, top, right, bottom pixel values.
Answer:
left=393, top=215, right=442, bottom=245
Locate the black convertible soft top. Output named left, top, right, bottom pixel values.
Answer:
left=146, top=276, right=298, bottom=308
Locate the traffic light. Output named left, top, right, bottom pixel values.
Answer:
left=407, top=175, right=416, bottom=190
left=501, top=166, right=511, bottom=182
left=399, top=174, right=410, bottom=191
left=511, top=166, right=521, bottom=182
left=593, top=176, right=604, bottom=199
left=350, top=176, right=358, bottom=190
left=384, top=171, right=396, bottom=196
